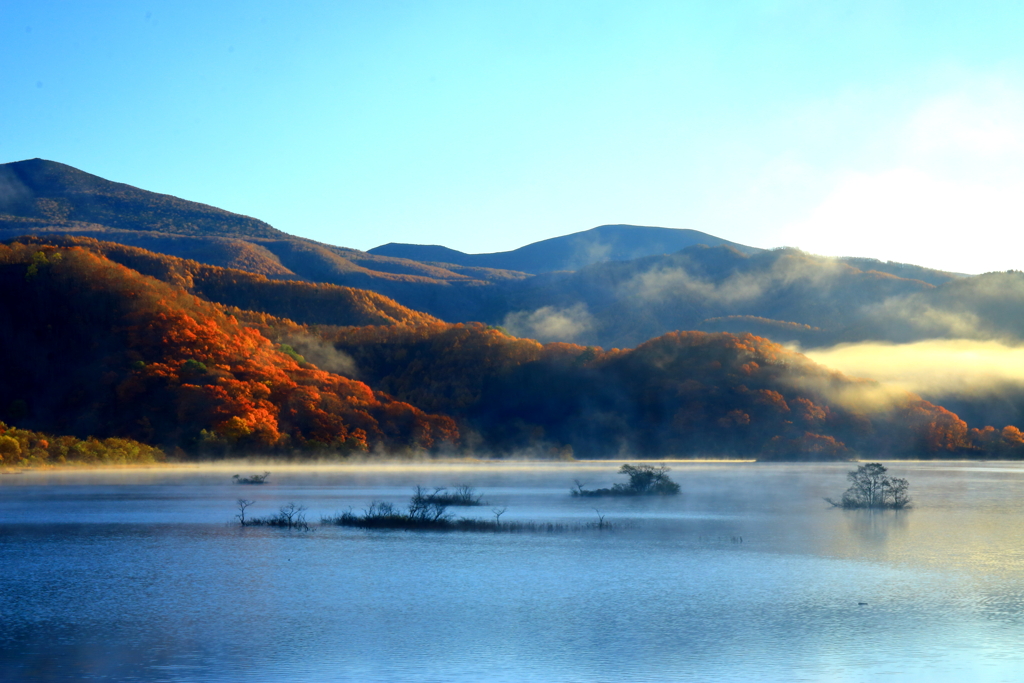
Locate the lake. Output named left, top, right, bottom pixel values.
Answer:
left=2, top=460, right=1023, bottom=682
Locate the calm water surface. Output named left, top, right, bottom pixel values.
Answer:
left=1, top=461, right=1023, bottom=682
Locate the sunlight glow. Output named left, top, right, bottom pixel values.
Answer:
left=804, top=339, right=1024, bottom=396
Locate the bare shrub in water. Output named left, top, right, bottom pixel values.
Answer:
left=235, top=498, right=255, bottom=524
left=240, top=501, right=311, bottom=530
left=409, top=487, right=453, bottom=523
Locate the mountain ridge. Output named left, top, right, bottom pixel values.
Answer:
left=0, top=159, right=982, bottom=349
left=0, top=158, right=284, bottom=239
left=370, top=224, right=762, bottom=274
left=2, top=233, right=1020, bottom=460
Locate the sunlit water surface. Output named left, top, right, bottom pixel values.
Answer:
left=2, top=461, right=1023, bottom=682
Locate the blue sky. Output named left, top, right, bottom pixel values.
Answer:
left=4, top=1, right=1024, bottom=273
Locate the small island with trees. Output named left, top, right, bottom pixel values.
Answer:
left=233, top=471, right=271, bottom=485
left=571, top=464, right=681, bottom=497
left=826, top=463, right=910, bottom=509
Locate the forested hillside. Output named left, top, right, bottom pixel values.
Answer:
left=2, top=155, right=1022, bottom=462
left=13, top=235, right=442, bottom=328
left=0, top=241, right=457, bottom=455
left=1, top=236, right=1019, bottom=460
left=317, top=322, right=1015, bottom=458
left=0, top=421, right=163, bottom=467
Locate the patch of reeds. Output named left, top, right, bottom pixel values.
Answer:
left=320, top=492, right=612, bottom=533
left=320, top=503, right=610, bottom=533
left=236, top=500, right=311, bottom=530
left=235, top=485, right=614, bottom=534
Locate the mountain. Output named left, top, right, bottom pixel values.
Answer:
left=369, top=224, right=761, bottom=274
left=6, top=161, right=1022, bottom=462
left=0, top=160, right=968, bottom=348
left=0, top=158, right=285, bottom=238
left=4, top=235, right=1012, bottom=460
left=490, top=245, right=962, bottom=348
left=0, top=159, right=529, bottom=319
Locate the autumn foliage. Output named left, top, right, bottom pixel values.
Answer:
left=0, top=242, right=456, bottom=455
left=323, top=323, right=1007, bottom=458
left=0, top=421, right=163, bottom=467
left=2, top=237, right=1021, bottom=461
left=12, top=235, right=442, bottom=328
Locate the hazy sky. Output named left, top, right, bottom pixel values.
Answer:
left=4, top=1, right=1024, bottom=273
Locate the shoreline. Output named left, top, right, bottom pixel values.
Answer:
left=2, top=456, right=1014, bottom=475
left=0, top=457, right=756, bottom=474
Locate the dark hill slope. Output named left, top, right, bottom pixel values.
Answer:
left=835, top=269, right=1024, bottom=343
left=492, top=245, right=945, bottom=348
left=370, top=224, right=761, bottom=274
left=0, top=160, right=971, bottom=347
left=0, top=159, right=284, bottom=238
left=840, top=257, right=961, bottom=288
left=0, top=160, right=527, bottom=317
left=252, top=238, right=528, bottom=285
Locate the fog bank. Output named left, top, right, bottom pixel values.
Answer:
left=804, top=339, right=1024, bottom=397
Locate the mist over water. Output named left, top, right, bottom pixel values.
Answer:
left=2, top=461, right=1023, bottom=682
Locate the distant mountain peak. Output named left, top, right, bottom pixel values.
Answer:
left=370, top=243, right=471, bottom=263
left=369, top=224, right=761, bottom=274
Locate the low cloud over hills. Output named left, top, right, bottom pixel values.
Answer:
left=494, top=245, right=961, bottom=349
